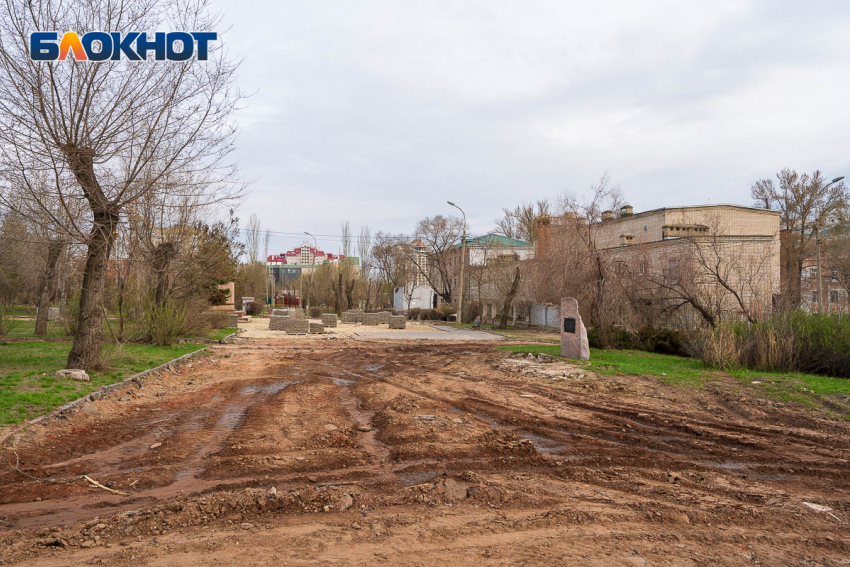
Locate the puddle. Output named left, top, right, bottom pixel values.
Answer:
left=518, top=432, right=569, bottom=454
left=705, top=461, right=749, bottom=471
left=398, top=470, right=438, bottom=486
left=331, top=377, right=355, bottom=386
left=240, top=381, right=296, bottom=395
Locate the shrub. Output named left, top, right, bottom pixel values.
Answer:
left=60, top=294, right=81, bottom=337
left=308, top=306, right=323, bottom=318
left=246, top=299, right=265, bottom=316
left=0, top=307, right=17, bottom=337
left=439, top=304, right=457, bottom=319
left=407, top=308, right=421, bottom=320
left=687, top=312, right=850, bottom=378
left=144, top=300, right=191, bottom=346
left=421, top=308, right=447, bottom=321
left=204, top=310, right=233, bottom=330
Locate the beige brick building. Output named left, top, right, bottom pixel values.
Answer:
left=537, top=204, right=781, bottom=326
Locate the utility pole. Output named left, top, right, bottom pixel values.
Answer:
left=447, top=201, right=466, bottom=324
left=304, top=231, right=318, bottom=314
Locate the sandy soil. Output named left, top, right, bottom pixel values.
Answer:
left=237, top=316, right=458, bottom=339
left=0, top=337, right=848, bottom=566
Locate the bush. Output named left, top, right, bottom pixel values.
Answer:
left=204, top=310, right=233, bottom=330
left=144, top=300, right=191, bottom=346
left=687, top=312, right=850, bottom=378
left=0, top=307, right=18, bottom=337
left=308, top=306, right=323, bottom=318
left=421, top=308, right=447, bottom=321
left=246, top=300, right=265, bottom=316
left=407, top=308, right=421, bottom=320
left=438, top=304, right=457, bottom=319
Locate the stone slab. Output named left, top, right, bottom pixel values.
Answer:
left=559, top=297, right=589, bottom=360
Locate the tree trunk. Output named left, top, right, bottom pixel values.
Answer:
left=34, top=240, right=64, bottom=335
left=67, top=207, right=120, bottom=369
left=63, top=144, right=119, bottom=371
left=498, top=266, right=521, bottom=330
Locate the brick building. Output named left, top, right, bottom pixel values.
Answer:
left=536, top=204, right=781, bottom=326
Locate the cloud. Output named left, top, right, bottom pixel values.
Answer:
left=217, top=0, right=850, bottom=248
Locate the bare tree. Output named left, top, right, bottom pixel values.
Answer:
left=0, top=0, right=242, bottom=369
left=751, top=169, right=847, bottom=308
left=494, top=199, right=551, bottom=243
left=357, top=225, right=372, bottom=310
left=412, top=215, right=464, bottom=305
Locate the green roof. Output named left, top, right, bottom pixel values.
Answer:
left=458, top=234, right=531, bottom=248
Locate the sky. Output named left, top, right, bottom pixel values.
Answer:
left=216, top=0, right=850, bottom=256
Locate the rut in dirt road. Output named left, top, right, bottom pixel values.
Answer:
left=1, top=339, right=848, bottom=566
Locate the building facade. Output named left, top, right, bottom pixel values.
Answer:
left=537, top=204, right=781, bottom=326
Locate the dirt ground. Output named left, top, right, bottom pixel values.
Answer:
left=0, top=337, right=848, bottom=566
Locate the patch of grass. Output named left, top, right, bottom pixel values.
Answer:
left=0, top=341, right=204, bottom=424
left=3, top=318, right=230, bottom=341
left=729, top=367, right=850, bottom=407
left=1, top=305, right=38, bottom=317
left=496, top=344, right=713, bottom=386
left=207, top=328, right=236, bottom=341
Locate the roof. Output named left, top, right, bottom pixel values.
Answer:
left=598, top=204, right=780, bottom=224
left=458, top=233, right=532, bottom=248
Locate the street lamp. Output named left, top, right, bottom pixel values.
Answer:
left=815, top=176, right=845, bottom=314
left=447, top=201, right=467, bottom=323
left=304, top=231, right=318, bottom=314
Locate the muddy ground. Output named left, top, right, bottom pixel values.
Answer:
left=0, top=338, right=848, bottom=566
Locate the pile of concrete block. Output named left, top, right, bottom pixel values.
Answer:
left=309, top=322, right=324, bottom=334
left=389, top=315, right=407, bottom=329
left=269, top=315, right=289, bottom=330
left=378, top=311, right=391, bottom=324
left=284, top=319, right=310, bottom=334
left=272, top=308, right=294, bottom=317
left=341, top=310, right=363, bottom=324
left=363, top=312, right=380, bottom=326
left=321, top=313, right=338, bottom=327
left=228, top=313, right=239, bottom=328
left=291, top=309, right=304, bottom=319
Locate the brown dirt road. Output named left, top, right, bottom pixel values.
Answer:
left=1, top=338, right=848, bottom=566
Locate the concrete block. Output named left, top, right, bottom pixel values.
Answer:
left=309, top=322, right=324, bottom=334
left=362, top=312, right=380, bottom=326
left=389, top=315, right=407, bottom=329
left=378, top=311, right=391, bottom=324
left=321, top=313, right=338, bottom=327
left=285, top=319, right=310, bottom=334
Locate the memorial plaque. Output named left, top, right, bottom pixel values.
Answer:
left=560, top=297, right=590, bottom=361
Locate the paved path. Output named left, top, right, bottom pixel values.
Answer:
left=354, top=325, right=504, bottom=341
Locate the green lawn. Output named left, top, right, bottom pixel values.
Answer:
left=497, top=344, right=850, bottom=406
left=497, top=344, right=711, bottom=385
left=2, top=318, right=232, bottom=341
left=0, top=342, right=205, bottom=424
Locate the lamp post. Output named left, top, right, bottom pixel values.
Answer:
left=815, top=176, right=844, bottom=314
left=304, top=231, right=318, bottom=313
left=447, top=201, right=467, bottom=323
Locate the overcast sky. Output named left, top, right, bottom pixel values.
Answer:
left=217, top=0, right=850, bottom=255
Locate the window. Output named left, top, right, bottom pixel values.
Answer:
left=811, top=291, right=818, bottom=304
left=830, top=290, right=840, bottom=304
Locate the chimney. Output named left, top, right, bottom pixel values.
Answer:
left=620, top=205, right=633, bottom=217
left=535, top=215, right=551, bottom=258
left=601, top=210, right=614, bottom=222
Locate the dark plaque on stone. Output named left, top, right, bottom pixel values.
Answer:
left=563, top=318, right=576, bottom=334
